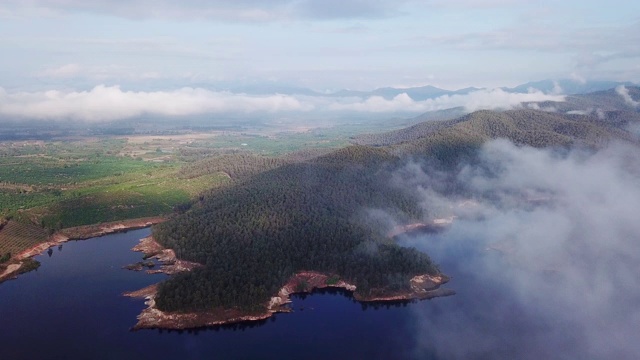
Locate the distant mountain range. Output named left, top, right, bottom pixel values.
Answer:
left=326, top=86, right=481, bottom=101
left=215, top=79, right=637, bottom=100
left=502, top=79, right=636, bottom=95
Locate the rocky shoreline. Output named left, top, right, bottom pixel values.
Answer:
left=129, top=235, right=201, bottom=275
left=124, top=238, right=455, bottom=330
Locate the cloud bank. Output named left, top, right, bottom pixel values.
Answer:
left=329, top=88, right=565, bottom=113
left=0, top=86, right=566, bottom=122
left=0, top=85, right=313, bottom=121
left=394, top=140, right=640, bottom=359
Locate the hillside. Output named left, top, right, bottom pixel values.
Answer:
left=395, top=109, right=636, bottom=160
left=153, top=145, right=433, bottom=311
left=353, top=86, right=640, bottom=148
left=152, top=105, right=639, bottom=314
left=534, top=86, right=640, bottom=122
left=351, top=108, right=467, bottom=146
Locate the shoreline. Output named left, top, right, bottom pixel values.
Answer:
left=0, top=216, right=166, bottom=283
left=125, top=236, right=455, bottom=330
left=129, top=235, right=202, bottom=275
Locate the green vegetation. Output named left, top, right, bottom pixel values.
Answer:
left=180, top=154, right=289, bottom=180
left=0, top=129, right=350, bottom=260
left=355, top=109, right=634, bottom=152
left=0, top=218, right=48, bottom=257
left=326, top=275, right=340, bottom=285
left=18, top=258, right=41, bottom=273
left=2, top=86, right=638, bottom=314
left=154, top=107, right=639, bottom=313
left=124, top=261, right=156, bottom=271
left=352, top=117, right=466, bottom=146
left=28, top=168, right=229, bottom=230
left=175, top=130, right=351, bottom=161
left=154, top=145, right=435, bottom=312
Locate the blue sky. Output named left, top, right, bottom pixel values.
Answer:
left=0, top=1, right=638, bottom=121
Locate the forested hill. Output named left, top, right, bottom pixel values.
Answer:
left=547, top=86, right=640, bottom=114
left=394, top=109, right=636, bottom=161
left=152, top=107, right=639, bottom=313
left=350, top=116, right=467, bottom=147
left=353, top=86, right=640, bottom=147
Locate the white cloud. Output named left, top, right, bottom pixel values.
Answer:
left=566, top=109, right=590, bottom=115
left=570, top=71, right=587, bottom=84
left=330, top=88, right=565, bottom=113
left=566, top=108, right=606, bottom=119
left=396, top=140, right=640, bottom=359
left=527, top=103, right=557, bottom=112
left=0, top=85, right=313, bottom=121
left=328, top=93, right=418, bottom=112
left=0, top=86, right=566, bottom=122
left=39, top=63, right=83, bottom=78
left=616, top=85, right=640, bottom=107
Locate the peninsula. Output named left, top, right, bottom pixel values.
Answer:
left=125, top=236, right=454, bottom=329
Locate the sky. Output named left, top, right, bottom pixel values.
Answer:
left=1, top=0, right=639, bottom=92
left=0, top=1, right=638, bottom=122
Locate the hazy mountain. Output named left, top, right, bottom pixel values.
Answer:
left=530, top=86, right=640, bottom=127
left=330, top=85, right=481, bottom=101
left=505, top=79, right=636, bottom=95
left=209, top=79, right=637, bottom=102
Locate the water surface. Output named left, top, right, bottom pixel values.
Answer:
left=0, top=228, right=449, bottom=360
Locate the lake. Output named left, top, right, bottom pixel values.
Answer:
left=2, top=227, right=625, bottom=359
left=0, top=228, right=449, bottom=360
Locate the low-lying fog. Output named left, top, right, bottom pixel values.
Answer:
left=395, top=139, right=640, bottom=359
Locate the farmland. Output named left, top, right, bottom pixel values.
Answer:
left=0, top=127, right=349, bottom=262
left=0, top=218, right=48, bottom=260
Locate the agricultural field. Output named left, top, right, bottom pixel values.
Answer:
left=0, top=218, right=48, bottom=261
left=0, top=127, right=350, bottom=260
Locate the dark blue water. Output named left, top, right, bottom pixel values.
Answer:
left=0, top=229, right=451, bottom=360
